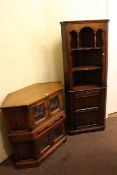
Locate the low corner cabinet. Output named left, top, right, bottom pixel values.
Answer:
left=1, top=82, right=66, bottom=168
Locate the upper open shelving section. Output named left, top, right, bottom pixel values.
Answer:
left=69, top=26, right=104, bottom=90
left=70, top=27, right=103, bottom=49
left=60, top=20, right=109, bottom=91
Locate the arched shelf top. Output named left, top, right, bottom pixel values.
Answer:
left=96, top=29, right=103, bottom=47
left=79, top=27, right=94, bottom=33
left=79, top=27, right=94, bottom=47
left=70, top=30, right=77, bottom=35
left=70, top=30, right=78, bottom=48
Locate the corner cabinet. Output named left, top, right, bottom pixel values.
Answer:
left=1, top=82, right=66, bottom=168
left=60, top=20, right=109, bottom=135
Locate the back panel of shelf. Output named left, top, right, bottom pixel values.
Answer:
left=72, top=69, right=102, bottom=88
left=71, top=49, right=102, bottom=68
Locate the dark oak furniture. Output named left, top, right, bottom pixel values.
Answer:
left=1, top=82, right=66, bottom=168
left=60, top=20, right=109, bottom=135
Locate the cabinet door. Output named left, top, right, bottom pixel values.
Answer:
left=74, top=108, right=99, bottom=129
left=48, top=92, right=63, bottom=116
left=49, top=122, right=64, bottom=144
left=73, top=93, right=99, bottom=110
left=73, top=88, right=106, bottom=130
left=30, top=99, right=48, bottom=127
left=35, top=133, right=51, bottom=156
left=34, top=118, right=66, bottom=156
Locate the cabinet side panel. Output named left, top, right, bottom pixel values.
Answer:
left=2, top=107, right=29, bottom=133
left=61, top=24, right=70, bottom=91
left=12, top=141, right=37, bottom=161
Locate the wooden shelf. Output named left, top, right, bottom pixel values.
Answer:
left=72, top=66, right=101, bottom=72
left=72, top=84, right=101, bottom=91
left=72, top=47, right=101, bottom=51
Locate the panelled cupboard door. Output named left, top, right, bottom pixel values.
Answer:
left=30, top=99, right=48, bottom=127
left=66, top=88, right=106, bottom=134
left=48, top=92, right=63, bottom=116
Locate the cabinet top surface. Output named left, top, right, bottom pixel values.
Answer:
left=60, top=19, right=109, bottom=24
left=1, top=82, right=63, bottom=108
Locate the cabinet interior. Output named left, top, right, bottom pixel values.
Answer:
left=70, top=27, right=103, bottom=90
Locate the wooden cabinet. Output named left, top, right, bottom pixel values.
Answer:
left=1, top=82, right=66, bottom=168
left=60, top=20, right=109, bottom=135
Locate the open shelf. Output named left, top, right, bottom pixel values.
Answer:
left=72, top=47, right=101, bottom=51
left=72, top=84, right=101, bottom=91
left=72, top=66, right=101, bottom=72
left=71, top=49, right=102, bottom=68
left=72, top=69, right=101, bottom=88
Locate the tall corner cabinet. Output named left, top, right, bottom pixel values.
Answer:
left=60, top=20, right=109, bottom=135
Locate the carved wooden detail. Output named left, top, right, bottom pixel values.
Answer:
left=31, top=102, right=47, bottom=124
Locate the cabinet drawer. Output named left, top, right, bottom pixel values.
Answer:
left=74, top=95, right=99, bottom=110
